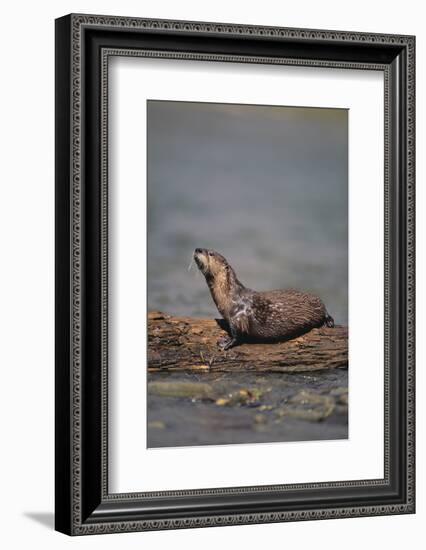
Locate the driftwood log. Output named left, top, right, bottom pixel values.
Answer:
left=148, top=311, right=348, bottom=373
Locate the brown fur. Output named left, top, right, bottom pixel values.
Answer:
left=194, top=248, right=334, bottom=349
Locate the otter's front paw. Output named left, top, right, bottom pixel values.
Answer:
left=217, top=335, right=237, bottom=351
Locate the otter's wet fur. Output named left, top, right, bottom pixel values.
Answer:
left=193, top=248, right=334, bottom=350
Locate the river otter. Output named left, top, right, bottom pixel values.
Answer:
left=193, top=248, right=334, bottom=350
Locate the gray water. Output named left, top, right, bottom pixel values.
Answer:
left=147, top=370, right=348, bottom=448
left=147, top=100, right=348, bottom=324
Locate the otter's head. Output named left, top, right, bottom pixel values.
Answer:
left=193, top=249, right=245, bottom=318
left=193, top=248, right=230, bottom=280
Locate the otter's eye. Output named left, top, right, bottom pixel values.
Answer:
left=208, top=251, right=214, bottom=257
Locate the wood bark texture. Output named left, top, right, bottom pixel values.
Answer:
left=148, top=311, right=348, bottom=373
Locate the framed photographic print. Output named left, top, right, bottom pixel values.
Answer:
left=55, top=14, right=415, bottom=535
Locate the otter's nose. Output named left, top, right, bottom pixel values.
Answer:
left=195, top=248, right=203, bottom=254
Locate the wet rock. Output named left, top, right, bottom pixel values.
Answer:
left=258, top=405, right=273, bottom=411
left=215, top=388, right=263, bottom=407
left=330, top=387, right=348, bottom=405
left=215, top=398, right=230, bottom=406
left=335, top=405, right=348, bottom=415
left=148, top=381, right=214, bottom=400
left=254, top=414, right=267, bottom=425
left=330, top=387, right=347, bottom=395
left=277, top=390, right=335, bottom=422
left=338, top=394, right=348, bottom=405
left=148, top=420, right=166, bottom=429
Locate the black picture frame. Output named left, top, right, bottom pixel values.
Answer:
left=55, top=13, right=415, bottom=535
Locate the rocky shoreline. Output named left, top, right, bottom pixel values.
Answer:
left=147, top=311, right=348, bottom=448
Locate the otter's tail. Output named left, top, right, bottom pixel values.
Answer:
left=324, top=312, right=335, bottom=328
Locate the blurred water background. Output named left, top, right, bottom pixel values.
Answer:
left=147, top=101, right=348, bottom=325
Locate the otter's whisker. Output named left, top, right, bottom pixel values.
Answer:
left=187, top=256, right=195, bottom=272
